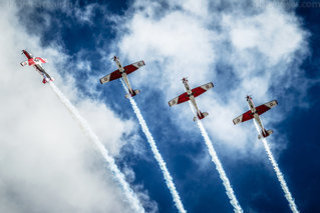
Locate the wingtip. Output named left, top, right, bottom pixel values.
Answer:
left=232, top=118, right=239, bottom=125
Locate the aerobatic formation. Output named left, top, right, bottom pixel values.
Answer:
left=20, top=50, right=299, bottom=213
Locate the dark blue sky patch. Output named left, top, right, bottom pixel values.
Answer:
left=232, top=156, right=293, bottom=212
left=296, top=2, right=320, bottom=79
left=75, top=0, right=130, bottom=14
left=276, top=83, right=320, bottom=212
left=16, top=0, right=128, bottom=53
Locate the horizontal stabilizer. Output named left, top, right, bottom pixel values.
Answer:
left=202, top=112, right=209, bottom=118
left=125, top=89, right=140, bottom=98
left=193, top=112, right=209, bottom=122
left=266, top=129, right=273, bottom=136
left=42, top=77, right=54, bottom=84
left=258, top=129, right=273, bottom=139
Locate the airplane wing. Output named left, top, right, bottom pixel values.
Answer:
left=168, top=92, right=189, bottom=107
left=232, top=100, right=278, bottom=125
left=192, top=82, right=214, bottom=98
left=99, top=70, right=122, bottom=84
left=99, top=61, right=145, bottom=84
left=255, top=100, right=278, bottom=116
left=35, top=57, right=47, bottom=63
left=124, top=60, right=145, bottom=75
left=168, top=82, right=213, bottom=107
left=233, top=110, right=254, bottom=125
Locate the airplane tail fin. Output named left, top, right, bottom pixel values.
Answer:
left=193, top=112, right=209, bottom=122
left=42, top=77, right=55, bottom=84
left=258, top=129, right=273, bottom=139
left=125, top=89, right=140, bottom=98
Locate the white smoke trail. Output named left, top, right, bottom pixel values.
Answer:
left=253, top=121, right=299, bottom=213
left=120, top=81, right=187, bottom=213
left=48, top=82, right=145, bottom=213
left=189, top=103, right=243, bottom=213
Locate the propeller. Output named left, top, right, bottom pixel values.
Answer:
left=246, top=94, right=253, bottom=100
left=111, top=56, right=118, bottom=61
left=181, top=77, right=188, bottom=83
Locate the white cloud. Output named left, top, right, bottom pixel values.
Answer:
left=0, top=2, right=150, bottom=212
left=117, top=10, right=217, bottom=95
left=224, top=4, right=304, bottom=65
left=111, top=0, right=309, bottom=161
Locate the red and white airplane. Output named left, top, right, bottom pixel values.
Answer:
left=168, top=78, right=214, bottom=121
left=233, top=96, right=278, bottom=139
left=20, top=50, right=54, bottom=84
left=100, top=56, right=145, bottom=98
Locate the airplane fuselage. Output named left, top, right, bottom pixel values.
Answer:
left=114, top=57, right=134, bottom=94
left=183, top=79, right=201, bottom=117
left=247, top=97, right=267, bottom=136
left=34, top=64, right=48, bottom=78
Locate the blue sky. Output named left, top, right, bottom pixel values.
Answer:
left=1, top=0, right=319, bottom=212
